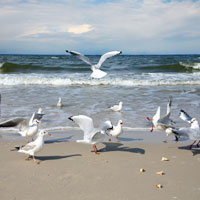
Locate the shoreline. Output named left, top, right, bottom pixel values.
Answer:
left=0, top=129, right=189, bottom=144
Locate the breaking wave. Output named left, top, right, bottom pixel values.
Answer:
left=1, top=73, right=200, bottom=86
left=179, top=62, right=200, bottom=70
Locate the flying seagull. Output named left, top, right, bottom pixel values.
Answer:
left=66, top=50, right=122, bottom=79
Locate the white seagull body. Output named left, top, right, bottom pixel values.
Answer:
left=18, top=119, right=40, bottom=139
left=66, top=50, right=122, bottom=79
left=147, top=97, right=176, bottom=142
left=68, top=115, right=113, bottom=154
left=110, top=102, right=123, bottom=112
left=14, top=130, right=50, bottom=164
left=171, top=110, right=200, bottom=149
left=108, top=120, right=123, bottom=142
left=57, top=97, right=63, bottom=108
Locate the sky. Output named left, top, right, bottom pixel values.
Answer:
left=0, top=0, right=200, bottom=54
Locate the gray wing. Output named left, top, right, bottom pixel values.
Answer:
left=0, top=118, right=27, bottom=128
left=66, top=50, right=92, bottom=66
left=21, top=144, right=36, bottom=151
left=156, top=121, right=175, bottom=129
left=158, top=113, right=171, bottom=125
left=179, top=110, right=192, bottom=123
left=171, top=127, right=191, bottom=138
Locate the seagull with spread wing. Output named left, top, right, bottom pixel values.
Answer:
left=66, top=50, right=122, bottom=79
left=68, top=115, right=113, bottom=154
left=146, top=97, right=176, bottom=142
left=0, top=110, right=43, bottom=142
left=171, top=110, right=200, bottom=149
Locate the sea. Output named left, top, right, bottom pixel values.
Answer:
left=0, top=54, right=200, bottom=143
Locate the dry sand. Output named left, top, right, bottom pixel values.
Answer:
left=0, top=132, right=200, bottom=200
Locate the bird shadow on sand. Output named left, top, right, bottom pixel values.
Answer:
left=36, top=154, right=82, bottom=161
left=44, top=136, right=73, bottom=144
left=99, top=142, right=145, bottom=154
left=178, top=145, right=200, bottom=156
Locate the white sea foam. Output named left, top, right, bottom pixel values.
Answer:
left=192, top=63, right=200, bottom=69
left=1, top=73, right=200, bottom=86
left=179, top=62, right=200, bottom=69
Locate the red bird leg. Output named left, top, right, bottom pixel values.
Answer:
left=93, top=144, right=99, bottom=154
left=150, top=124, right=154, bottom=132
left=189, top=140, right=196, bottom=150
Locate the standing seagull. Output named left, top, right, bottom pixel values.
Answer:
left=68, top=115, right=113, bottom=154
left=57, top=97, right=63, bottom=108
left=108, top=120, right=123, bottom=142
left=66, top=50, right=122, bottom=79
left=171, top=110, right=200, bottom=149
left=12, top=130, right=50, bottom=164
left=110, top=102, right=123, bottom=112
left=147, top=97, right=176, bottom=142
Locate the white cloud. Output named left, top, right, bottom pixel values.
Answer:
left=68, top=24, right=93, bottom=35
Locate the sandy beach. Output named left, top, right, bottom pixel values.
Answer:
left=1, top=130, right=200, bottom=200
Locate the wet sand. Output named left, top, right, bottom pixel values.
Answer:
left=0, top=130, right=200, bottom=200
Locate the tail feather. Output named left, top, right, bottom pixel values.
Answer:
left=10, top=146, right=21, bottom=151
left=68, top=116, right=74, bottom=121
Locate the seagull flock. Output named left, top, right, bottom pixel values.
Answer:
left=0, top=50, right=199, bottom=164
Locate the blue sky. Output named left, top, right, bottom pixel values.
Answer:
left=0, top=0, right=200, bottom=54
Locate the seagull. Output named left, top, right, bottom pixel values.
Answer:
left=12, top=130, right=50, bottom=164
left=146, top=97, right=176, bottom=142
left=68, top=115, right=113, bottom=154
left=57, top=97, right=63, bottom=108
left=110, top=102, right=123, bottom=112
left=171, top=110, right=200, bottom=149
left=66, top=50, right=122, bottom=79
left=108, top=120, right=123, bottom=142
left=0, top=112, right=41, bottom=142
